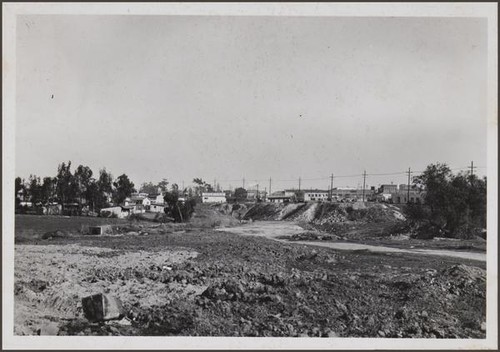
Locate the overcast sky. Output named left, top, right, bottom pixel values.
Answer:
left=16, top=15, right=487, bottom=191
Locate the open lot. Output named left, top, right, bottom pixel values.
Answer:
left=14, top=210, right=486, bottom=338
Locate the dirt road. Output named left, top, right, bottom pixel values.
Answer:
left=217, top=221, right=486, bottom=262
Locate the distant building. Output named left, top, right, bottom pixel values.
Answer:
left=330, top=188, right=374, bottom=201
left=246, top=189, right=267, bottom=201
left=147, top=192, right=165, bottom=204
left=125, top=195, right=150, bottom=207
left=268, top=191, right=291, bottom=203
left=390, top=190, right=425, bottom=204
left=284, top=189, right=298, bottom=198
left=99, top=206, right=136, bottom=219
left=378, top=184, right=398, bottom=194
left=149, top=202, right=167, bottom=213
left=202, top=192, right=226, bottom=203
left=282, top=189, right=306, bottom=202
left=303, top=189, right=329, bottom=202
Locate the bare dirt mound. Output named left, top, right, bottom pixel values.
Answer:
left=235, top=202, right=403, bottom=226
left=14, top=244, right=202, bottom=335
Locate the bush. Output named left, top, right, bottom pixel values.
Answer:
left=127, top=213, right=144, bottom=221
left=100, top=210, right=112, bottom=218
left=404, top=163, right=487, bottom=239
left=163, top=191, right=197, bottom=223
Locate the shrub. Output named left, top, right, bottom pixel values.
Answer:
left=404, top=163, right=487, bottom=239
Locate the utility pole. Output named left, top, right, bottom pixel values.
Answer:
left=469, top=161, right=476, bottom=185
left=243, top=177, right=245, bottom=189
left=330, top=173, right=334, bottom=201
left=298, top=177, right=301, bottom=191
left=214, top=178, right=216, bottom=191
left=256, top=184, right=259, bottom=201
left=406, top=168, right=411, bottom=203
left=362, top=170, right=367, bottom=202
left=269, top=177, right=272, bottom=196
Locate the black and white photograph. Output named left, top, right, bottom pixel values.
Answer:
left=2, top=2, right=497, bottom=350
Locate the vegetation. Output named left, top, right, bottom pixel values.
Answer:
left=15, top=162, right=131, bottom=214
left=404, top=163, right=487, bottom=239
left=192, top=178, right=215, bottom=198
left=163, top=185, right=197, bottom=223
left=112, top=174, right=136, bottom=205
left=233, top=187, right=247, bottom=202
left=139, top=179, right=169, bottom=195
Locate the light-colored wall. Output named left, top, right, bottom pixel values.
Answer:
left=202, top=193, right=226, bottom=203
left=304, top=192, right=329, bottom=201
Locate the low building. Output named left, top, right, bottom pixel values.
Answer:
left=303, top=189, right=329, bottom=202
left=284, top=189, right=298, bottom=198
left=99, top=206, right=135, bottom=219
left=331, top=188, right=374, bottom=201
left=147, top=192, right=165, bottom=204
left=149, top=202, right=167, bottom=213
left=268, top=191, right=291, bottom=203
left=376, top=193, right=392, bottom=203
left=283, top=189, right=306, bottom=202
left=378, top=184, right=398, bottom=194
left=246, top=189, right=267, bottom=201
left=202, top=192, right=226, bottom=203
left=131, top=195, right=151, bottom=207
left=390, top=190, right=425, bottom=204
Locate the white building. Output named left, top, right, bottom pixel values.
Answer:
left=303, top=190, right=329, bottom=202
left=149, top=202, right=167, bottom=213
left=202, top=192, right=226, bottom=203
left=147, top=192, right=165, bottom=204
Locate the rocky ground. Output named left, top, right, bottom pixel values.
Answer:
left=226, top=202, right=487, bottom=252
left=14, top=210, right=486, bottom=338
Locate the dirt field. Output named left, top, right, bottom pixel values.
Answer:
left=14, top=209, right=486, bottom=338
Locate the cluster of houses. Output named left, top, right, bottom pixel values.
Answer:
left=99, top=188, right=175, bottom=218
left=201, top=184, right=425, bottom=205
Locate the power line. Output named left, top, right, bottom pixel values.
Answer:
left=406, top=168, right=411, bottom=204
left=362, top=170, right=366, bottom=202
left=211, top=164, right=486, bottom=188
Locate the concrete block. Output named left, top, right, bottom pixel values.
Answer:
left=88, top=225, right=113, bottom=235
left=82, top=293, right=124, bottom=322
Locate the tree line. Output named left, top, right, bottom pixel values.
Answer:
left=15, top=161, right=221, bottom=220
left=15, top=161, right=136, bottom=212
left=404, top=163, right=487, bottom=239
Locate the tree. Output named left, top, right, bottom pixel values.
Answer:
left=27, top=174, right=43, bottom=204
left=405, top=163, right=487, bottom=239
left=15, top=177, right=25, bottom=207
left=73, top=165, right=93, bottom=205
left=139, top=179, right=169, bottom=195
left=56, top=161, right=76, bottom=209
left=40, top=177, right=57, bottom=204
left=96, top=168, right=113, bottom=209
left=113, top=174, right=136, bottom=205
left=192, top=178, right=214, bottom=197
left=85, top=179, right=100, bottom=212
left=158, top=179, right=169, bottom=192
left=234, top=187, right=247, bottom=202
left=163, top=188, right=196, bottom=223
left=139, top=182, right=158, bottom=195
